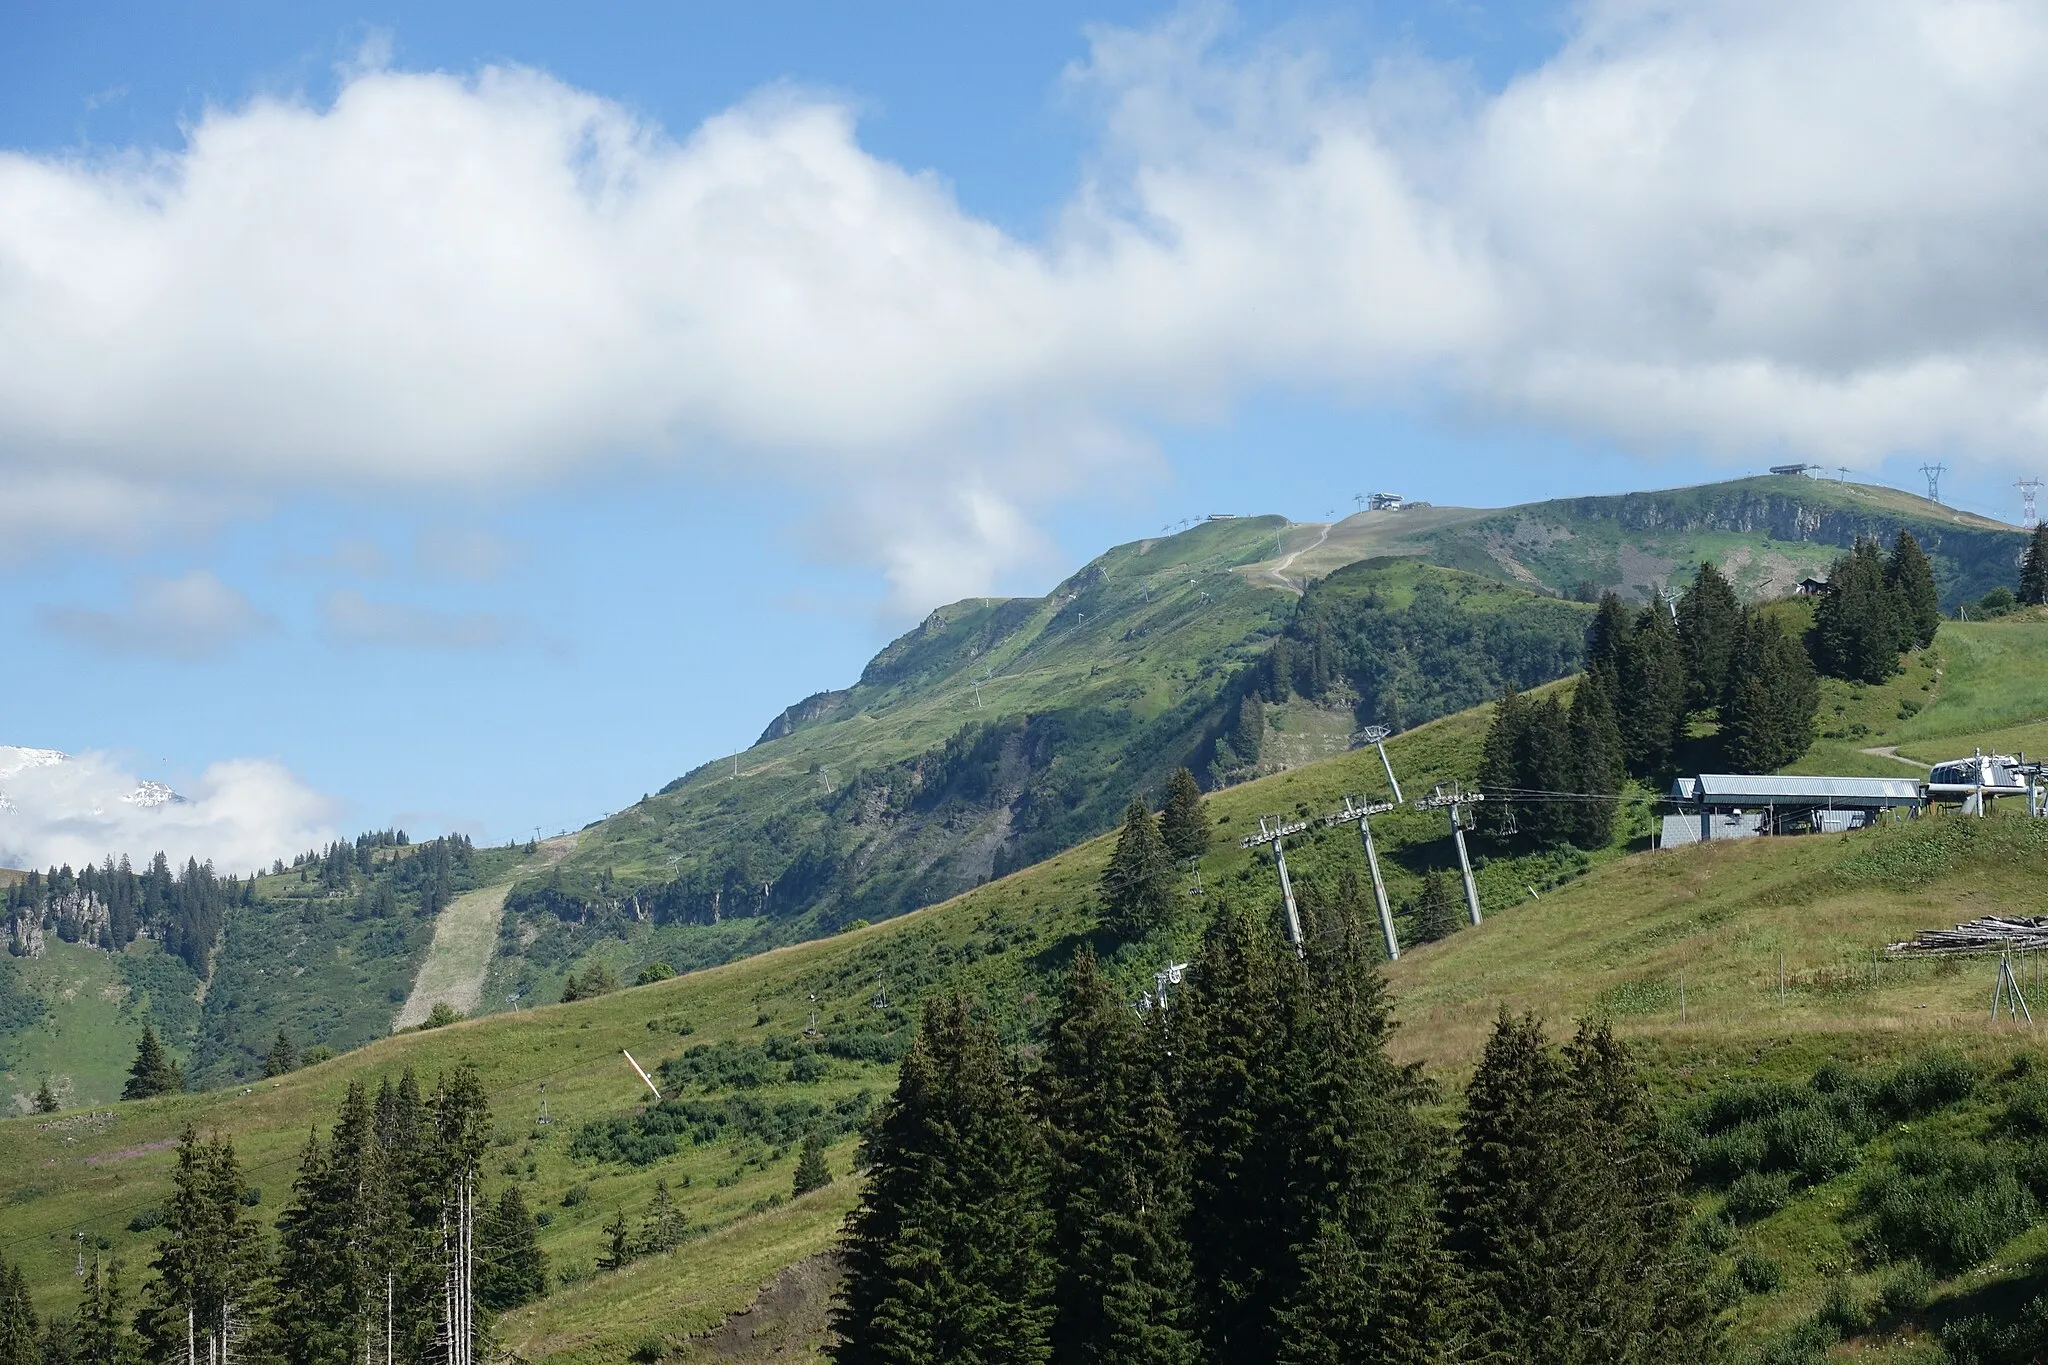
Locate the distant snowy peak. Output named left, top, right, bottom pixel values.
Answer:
left=0, top=746, right=186, bottom=815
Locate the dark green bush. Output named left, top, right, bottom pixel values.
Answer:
left=1816, top=1276, right=1872, bottom=1335
left=1726, top=1171, right=1793, bottom=1221
left=1733, top=1251, right=1783, bottom=1295
left=1860, top=1139, right=2035, bottom=1273
left=2001, top=1078, right=2048, bottom=1137
left=1691, top=1213, right=1737, bottom=1253
left=1876, top=1052, right=1974, bottom=1116
left=1876, top=1262, right=1932, bottom=1317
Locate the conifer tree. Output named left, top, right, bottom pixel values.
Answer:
left=1099, top=798, right=1178, bottom=938
left=1886, top=530, right=1942, bottom=646
left=641, top=1178, right=683, bottom=1253
left=1720, top=611, right=1820, bottom=774
left=1585, top=592, right=1633, bottom=678
left=1618, top=603, right=1687, bottom=774
left=2023, top=523, right=2048, bottom=607
left=264, top=1028, right=297, bottom=1078
left=122, top=1024, right=182, bottom=1100
left=270, top=1130, right=358, bottom=1365
left=1814, top=537, right=1905, bottom=682
left=36, top=1316, right=75, bottom=1365
left=32, top=1078, right=57, bottom=1114
left=833, top=993, right=1053, bottom=1365
left=1231, top=695, right=1266, bottom=771
left=1517, top=696, right=1575, bottom=847
left=478, top=1187, right=547, bottom=1310
left=0, top=1256, right=35, bottom=1365
left=1676, top=561, right=1742, bottom=713
left=1037, top=946, right=1197, bottom=1365
left=598, top=1211, right=634, bottom=1273
left=793, top=1132, right=833, bottom=1198
left=1412, top=872, right=1459, bottom=945
left=74, top=1255, right=133, bottom=1365
left=1158, top=768, right=1211, bottom=862
left=1477, top=687, right=1529, bottom=835
left=139, top=1128, right=269, bottom=1365
left=1567, top=670, right=1624, bottom=850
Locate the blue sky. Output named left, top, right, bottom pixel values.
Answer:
left=3, top=0, right=2043, bottom=868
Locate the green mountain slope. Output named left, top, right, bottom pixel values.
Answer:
left=14, top=617, right=2048, bottom=1360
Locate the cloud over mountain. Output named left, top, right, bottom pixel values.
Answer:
left=1, top=0, right=2043, bottom=606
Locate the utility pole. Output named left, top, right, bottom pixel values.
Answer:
left=1239, top=814, right=1311, bottom=952
left=1415, top=785, right=1486, bottom=925
left=1356, top=725, right=1403, bottom=803
left=1324, top=795, right=1400, bottom=959
left=2020, top=478, right=2043, bottom=528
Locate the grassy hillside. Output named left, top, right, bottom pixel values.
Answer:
left=15, top=616, right=2048, bottom=1361
left=1251, top=475, right=2021, bottom=608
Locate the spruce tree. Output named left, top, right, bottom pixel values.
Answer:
left=2022, top=523, right=2048, bottom=606
left=1158, top=768, right=1211, bottom=862
left=1412, top=872, right=1459, bottom=945
left=1517, top=697, right=1575, bottom=847
left=793, top=1132, right=833, bottom=1197
left=1886, top=530, right=1942, bottom=647
left=598, top=1210, right=634, bottom=1272
left=0, top=1256, right=35, bottom=1365
left=640, top=1178, right=683, bottom=1254
left=32, top=1078, right=57, bottom=1114
left=1585, top=592, right=1633, bottom=678
left=1676, top=561, right=1742, bottom=713
left=1038, top=946, right=1197, bottom=1365
left=75, top=1255, right=134, bottom=1365
left=833, top=993, right=1053, bottom=1365
left=478, top=1187, right=547, bottom=1311
left=1814, top=538, right=1904, bottom=682
left=269, top=1130, right=357, bottom=1365
left=1567, top=670, right=1624, bottom=850
left=1720, top=611, right=1820, bottom=774
left=122, top=1024, right=182, bottom=1100
left=1099, top=798, right=1178, bottom=938
left=139, top=1128, right=269, bottom=1365
left=1619, top=603, right=1687, bottom=775
left=1231, top=695, right=1266, bottom=771
left=1477, top=686, right=1529, bottom=835
left=264, top=1028, right=297, bottom=1078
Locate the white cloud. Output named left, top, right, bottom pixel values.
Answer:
left=0, top=745, right=337, bottom=874
left=1, top=0, right=2046, bottom=607
left=415, top=527, right=524, bottom=581
left=320, top=588, right=546, bottom=652
left=39, top=569, right=277, bottom=659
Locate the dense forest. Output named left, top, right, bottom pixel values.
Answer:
left=4, top=855, right=247, bottom=976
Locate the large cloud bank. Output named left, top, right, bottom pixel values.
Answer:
left=2, top=0, right=2045, bottom=606
left=0, top=746, right=337, bottom=874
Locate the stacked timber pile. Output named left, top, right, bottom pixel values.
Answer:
left=1887, top=916, right=2048, bottom=956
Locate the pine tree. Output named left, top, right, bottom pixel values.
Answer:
left=478, top=1187, right=547, bottom=1310
left=1158, top=768, right=1211, bottom=862
left=122, top=1024, right=182, bottom=1100
left=1676, top=561, right=1742, bottom=713
left=1814, top=537, right=1905, bottom=682
left=264, top=1028, right=297, bottom=1078
left=1412, top=872, right=1459, bottom=945
left=598, top=1210, right=634, bottom=1273
left=1886, top=530, right=1942, bottom=647
left=139, top=1128, right=269, bottom=1365
left=1720, top=611, right=1820, bottom=773
left=1099, top=798, right=1179, bottom=938
left=1562, top=1021, right=1720, bottom=1363
left=2022, top=523, right=2048, bottom=607
left=832, top=993, right=1053, bottom=1365
left=32, top=1078, right=57, bottom=1114
left=1567, top=669, right=1624, bottom=850
left=1477, top=686, right=1529, bottom=835
left=640, top=1178, right=683, bottom=1253
left=1038, top=946, right=1198, bottom=1365
left=1618, top=603, right=1687, bottom=775
left=0, top=1255, right=35, bottom=1365
left=75, top=1255, right=134, bottom=1365
left=793, top=1132, right=833, bottom=1198
left=1586, top=592, right=1633, bottom=679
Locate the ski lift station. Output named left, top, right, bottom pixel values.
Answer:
left=1661, top=774, right=1924, bottom=844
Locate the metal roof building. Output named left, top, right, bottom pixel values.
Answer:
left=1662, top=774, right=1923, bottom=846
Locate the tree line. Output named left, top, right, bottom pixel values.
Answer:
left=1478, top=535, right=1942, bottom=840
left=832, top=884, right=1716, bottom=1365
left=4, top=855, right=245, bottom=976
left=0, top=1067, right=545, bottom=1365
